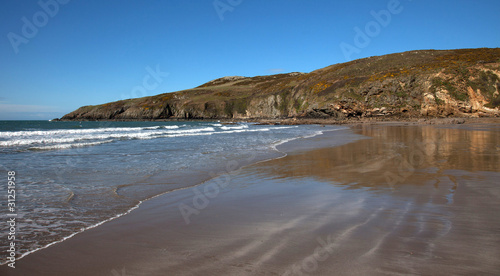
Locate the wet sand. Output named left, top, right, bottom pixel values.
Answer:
left=2, top=124, right=500, bottom=275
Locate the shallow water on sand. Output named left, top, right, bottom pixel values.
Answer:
left=2, top=124, right=500, bottom=275
left=129, top=124, right=500, bottom=275
left=0, top=120, right=335, bottom=264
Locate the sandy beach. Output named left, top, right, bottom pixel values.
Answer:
left=2, top=123, right=500, bottom=275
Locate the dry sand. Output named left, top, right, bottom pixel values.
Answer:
left=1, top=123, right=500, bottom=275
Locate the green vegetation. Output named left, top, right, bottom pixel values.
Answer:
left=293, top=98, right=306, bottom=112
left=343, top=88, right=364, bottom=101
left=430, top=77, right=469, bottom=101
left=224, top=97, right=249, bottom=116
left=486, top=96, right=500, bottom=108
left=278, top=90, right=292, bottom=114
left=434, top=97, right=445, bottom=105
left=468, top=70, right=499, bottom=96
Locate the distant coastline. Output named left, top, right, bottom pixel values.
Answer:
left=59, top=48, right=500, bottom=122
left=53, top=116, right=500, bottom=127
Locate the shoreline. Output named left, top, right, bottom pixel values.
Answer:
left=52, top=116, right=500, bottom=126
left=252, top=116, right=500, bottom=126
left=0, top=126, right=358, bottom=273
left=1, top=124, right=341, bottom=267
left=2, top=121, right=499, bottom=275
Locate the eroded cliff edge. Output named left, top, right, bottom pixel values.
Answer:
left=61, top=48, right=500, bottom=121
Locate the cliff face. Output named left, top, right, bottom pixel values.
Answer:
left=61, top=48, right=500, bottom=121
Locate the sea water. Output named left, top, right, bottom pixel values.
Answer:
left=0, top=120, right=342, bottom=262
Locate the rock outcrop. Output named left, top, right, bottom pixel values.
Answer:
left=61, top=48, right=500, bottom=121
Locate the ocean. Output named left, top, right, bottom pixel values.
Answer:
left=0, top=120, right=341, bottom=263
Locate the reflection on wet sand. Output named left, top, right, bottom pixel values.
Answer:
left=261, top=125, right=500, bottom=190
left=250, top=124, right=500, bottom=275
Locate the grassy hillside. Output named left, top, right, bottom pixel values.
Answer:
left=61, top=48, right=500, bottom=121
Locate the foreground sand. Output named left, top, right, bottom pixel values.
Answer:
left=1, top=123, right=500, bottom=275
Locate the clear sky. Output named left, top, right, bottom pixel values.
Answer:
left=1, top=0, right=499, bottom=120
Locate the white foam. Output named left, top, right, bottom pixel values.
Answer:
left=218, top=128, right=270, bottom=134
left=14, top=200, right=144, bottom=264
left=271, top=126, right=298, bottom=130
left=166, top=132, right=214, bottom=138
left=4, top=124, right=341, bottom=265
left=221, top=124, right=249, bottom=130
left=12, top=181, right=205, bottom=265
left=29, top=140, right=114, bottom=150
left=142, top=125, right=179, bottom=130
left=168, top=127, right=215, bottom=134
left=0, top=125, right=178, bottom=138
left=0, top=126, right=216, bottom=148
left=271, top=130, right=325, bottom=150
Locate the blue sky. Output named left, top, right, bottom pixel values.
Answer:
left=1, top=0, right=499, bottom=120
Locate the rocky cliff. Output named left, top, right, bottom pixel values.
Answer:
left=61, top=48, right=500, bottom=121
